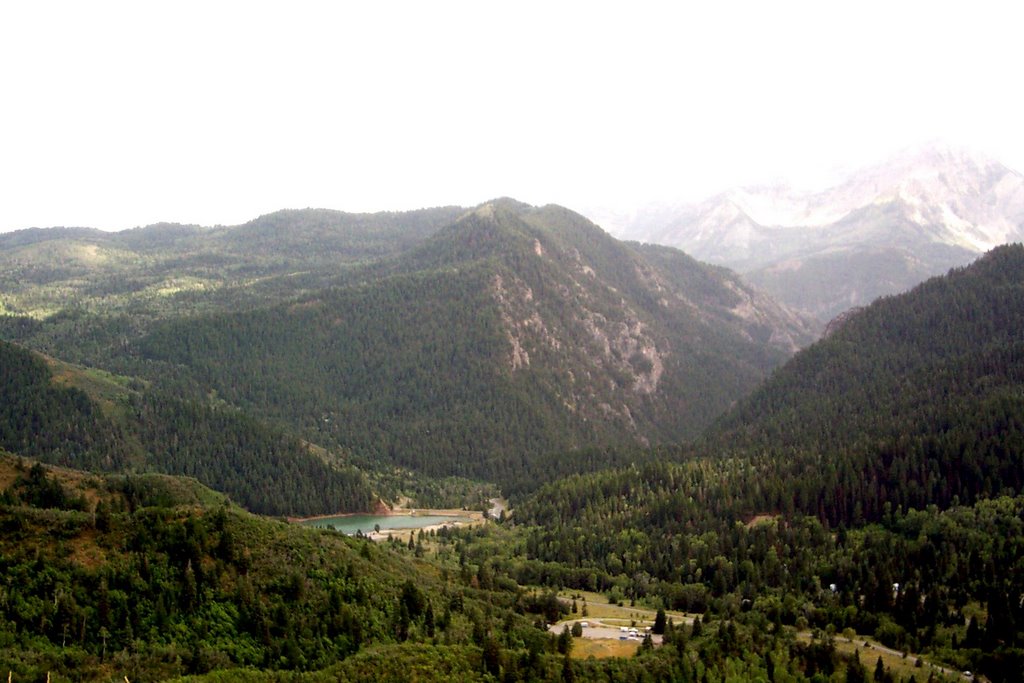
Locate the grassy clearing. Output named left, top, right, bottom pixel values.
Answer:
left=558, top=589, right=693, bottom=627
left=42, top=357, right=143, bottom=419
left=800, top=633, right=962, bottom=682
left=150, top=276, right=217, bottom=297
left=48, top=360, right=137, bottom=394
left=844, top=642, right=946, bottom=681
left=570, top=637, right=641, bottom=659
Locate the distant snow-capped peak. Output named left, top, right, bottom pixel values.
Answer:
left=616, top=143, right=1023, bottom=255
left=862, top=144, right=1024, bottom=251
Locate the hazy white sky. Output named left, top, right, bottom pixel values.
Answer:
left=1, top=1, right=1022, bottom=231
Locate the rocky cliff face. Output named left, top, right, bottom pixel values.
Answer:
left=454, top=201, right=816, bottom=444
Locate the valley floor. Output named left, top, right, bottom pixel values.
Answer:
left=554, top=589, right=972, bottom=680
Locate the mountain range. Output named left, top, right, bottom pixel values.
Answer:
left=0, top=199, right=815, bottom=504
left=595, top=144, right=1024, bottom=322
left=2, top=197, right=1024, bottom=680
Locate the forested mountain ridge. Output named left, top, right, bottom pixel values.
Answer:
left=215, top=206, right=464, bottom=261
left=0, top=207, right=462, bottom=319
left=0, top=339, right=375, bottom=516
left=0, top=199, right=813, bottom=504
left=703, top=242, right=1024, bottom=521
left=133, top=200, right=816, bottom=494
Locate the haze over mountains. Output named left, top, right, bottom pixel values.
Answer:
left=595, top=144, right=1024, bottom=322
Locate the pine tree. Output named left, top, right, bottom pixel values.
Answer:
left=482, top=634, right=502, bottom=677
left=653, top=607, right=667, bottom=634
left=557, top=624, right=573, bottom=655
left=561, top=653, right=575, bottom=683
left=846, top=650, right=867, bottom=683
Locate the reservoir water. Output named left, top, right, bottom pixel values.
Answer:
left=301, top=513, right=471, bottom=535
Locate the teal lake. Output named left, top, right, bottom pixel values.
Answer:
left=300, top=513, right=471, bottom=535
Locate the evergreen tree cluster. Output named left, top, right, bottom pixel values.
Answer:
left=0, top=340, right=133, bottom=470
left=0, top=470, right=541, bottom=680
left=135, top=392, right=375, bottom=516
left=0, top=340, right=376, bottom=516
left=705, top=244, right=1024, bottom=525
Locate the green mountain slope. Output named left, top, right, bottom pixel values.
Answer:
left=0, top=340, right=136, bottom=470
left=0, top=456, right=545, bottom=681
left=0, top=207, right=461, bottom=319
left=513, top=244, right=1024, bottom=541
left=215, top=207, right=463, bottom=260
left=0, top=340, right=374, bottom=515
left=705, top=243, right=1024, bottom=522
left=482, top=246, right=1024, bottom=680
left=134, top=200, right=815, bottom=493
